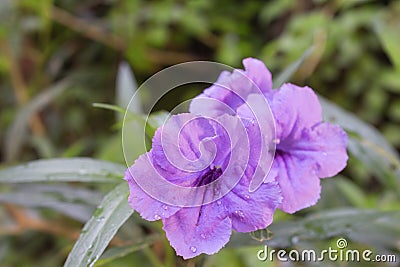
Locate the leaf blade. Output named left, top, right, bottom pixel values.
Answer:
left=272, top=46, right=314, bottom=88
left=230, top=209, right=400, bottom=250
left=64, top=183, right=133, bottom=267
left=0, top=158, right=125, bottom=183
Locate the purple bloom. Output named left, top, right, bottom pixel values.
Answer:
left=125, top=113, right=282, bottom=259
left=190, top=58, right=348, bottom=213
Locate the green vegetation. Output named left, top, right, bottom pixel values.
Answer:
left=0, top=0, right=399, bottom=266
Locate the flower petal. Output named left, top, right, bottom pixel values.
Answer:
left=190, top=58, right=273, bottom=117
left=268, top=84, right=322, bottom=141
left=289, top=122, right=348, bottom=178
left=271, top=153, right=321, bottom=213
left=152, top=114, right=217, bottom=174
left=163, top=202, right=231, bottom=259
left=223, top=180, right=281, bottom=232
left=242, top=57, right=273, bottom=92
left=125, top=158, right=181, bottom=221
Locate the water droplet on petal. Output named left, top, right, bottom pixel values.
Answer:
left=244, top=194, right=250, bottom=200
left=190, top=246, right=197, bottom=253
left=322, top=152, right=328, bottom=156
left=273, top=138, right=281, bottom=144
left=154, top=214, right=161, bottom=220
left=234, top=210, right=245, bottom=219
left=214, top=187, right=221, bottom=195
left=217, top=200, right=222, bottom=205
left=162, top=205, right=168, bottom=210
left=200, top=233, right=206, bottom=239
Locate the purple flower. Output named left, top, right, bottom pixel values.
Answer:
left=190, top=58, right=348, bottom=213
left=125, top=113, right=282, bottom=259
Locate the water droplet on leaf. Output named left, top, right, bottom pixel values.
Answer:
left=96, top=216, right=105, bottom=222
left=291, top=236, right=299, bottom=244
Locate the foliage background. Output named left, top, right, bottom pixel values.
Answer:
left=0, top=0, right=399, bottom=266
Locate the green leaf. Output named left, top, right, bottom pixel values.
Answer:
left=3, top=79, right=70, bottom=162
left=0, top=184, right=102, bottom=222
left=373, top=10, right=400, bottom=72
left=94, top=234, right=161, bottom=266
left=145, top=110, right=170, bottom=138
left=121, top=110, right=170, bottom=162
left=230, top=209, right=400, bottom=250
left=116, top=62, right=141, bottom=115
left=0, top=158, right=125, bottom=183
left=92, top=103, right=126, bottom=115
left=334, top=177, right=369, bottom=208
left=272, top=46, right=314, bottom=88
left=320, top=97, right=400, bottom=193
left=64, top=183, right=133, bottom=267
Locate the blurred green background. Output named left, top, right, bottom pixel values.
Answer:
left=0, top=0, right=399, bottom=266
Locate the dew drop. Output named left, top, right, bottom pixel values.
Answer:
left=273, top=138, right=281, bottom=144
left=162, top=205, right=168, bottom=210
left=217, top=200, right=222, bottom=205
left=154, top=214, right=161, bottom=220
left=234, top=210, right=244, bottom=218
left=200, top=233, right=206, bottom=239
left=190, top=246, right=197, bottom=253
left=214, top=187, right=221, bottom=195
left=96, top=216, right=105, bottom=222
left=244, top=194, right=250, bottom=200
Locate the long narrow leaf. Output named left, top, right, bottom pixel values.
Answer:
left=64, top=183, right=133, bottom=267
left=230, top=209, right=400, bottom=250
left=272, top=46, right=314, bottom=88
left=0, top=184, right=102, bottom=222
left=0, top=158, right=125, bottom=183
left=94, top=234, right=161, bottom=266
left=4, top=79, right=70, bottom=162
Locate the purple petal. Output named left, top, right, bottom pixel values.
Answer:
left=236, top=94, right=276, bottom=189
left=125, top=159, right=181, bottom=221
left=163, top=202, right=231, bottom=259
left=152, top=114, right=217, bottom=174
left=223, top=180, right=281, bottom=232
left=190, top=58, right=273, bottom=117
left=271, top=153, right=321, bottom=213
left=289, top=123, right=348, bottom=178
left=267, top=84, right=322, bottom=141
left=242, top=58, right=273, bottom=92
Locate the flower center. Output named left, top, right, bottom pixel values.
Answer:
left=197, top=167, right=223, bottom=186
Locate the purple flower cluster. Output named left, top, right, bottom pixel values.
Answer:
left=125, top=58, right=348, bottom=259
